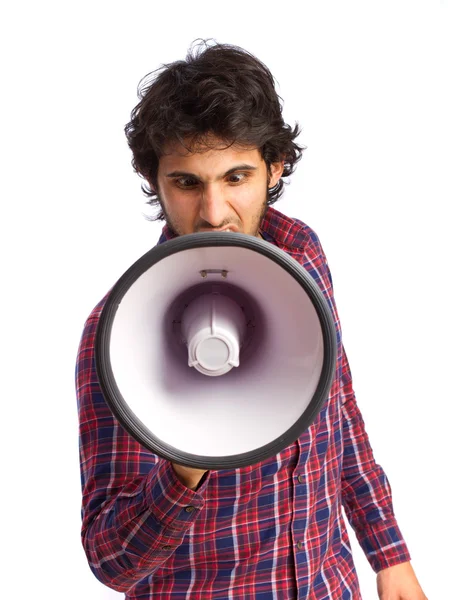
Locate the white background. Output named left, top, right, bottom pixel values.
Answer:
left=1, top=1, right=455, bottom=598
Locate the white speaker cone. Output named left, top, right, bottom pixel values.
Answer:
left=182, top=293, right=245, bottom=376
left=96, top=232, right=337, bottom=469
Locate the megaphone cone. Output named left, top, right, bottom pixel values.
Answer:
left=95, top=232, right=337, bottom=469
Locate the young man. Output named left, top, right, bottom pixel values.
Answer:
left=76, top=40, right=427, bottom=599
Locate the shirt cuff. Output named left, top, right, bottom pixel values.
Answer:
left=359, top=517, right=412, bottom=573
left=145, top=459, right=210, bottom=532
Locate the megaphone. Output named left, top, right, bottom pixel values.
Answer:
left=95, top=232, right=337, bottom=470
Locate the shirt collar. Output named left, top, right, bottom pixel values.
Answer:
left=157, top=206, right=308, bottom=253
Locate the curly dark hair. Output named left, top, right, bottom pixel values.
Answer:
left=125, top=39, right=306, bottom=221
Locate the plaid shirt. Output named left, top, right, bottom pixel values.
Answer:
left=76, top=206, right=411, bottom=599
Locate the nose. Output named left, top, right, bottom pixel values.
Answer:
left=198, top=183, right=227, bottom=227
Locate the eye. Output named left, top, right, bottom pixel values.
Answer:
left=228, top=172, right=248, bottom=184
left=175, top=177, right=198, bottom=188
left=173, top=172, right=250, bottom=189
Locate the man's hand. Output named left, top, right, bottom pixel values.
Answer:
left=172, top=463, right=208, bottom=491
left=376, top=562, right=428, bottom=600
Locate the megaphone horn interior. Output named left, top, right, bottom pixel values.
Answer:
left=95, top=232, right=337, bottom=470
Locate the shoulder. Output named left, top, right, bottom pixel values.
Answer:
left=86, top=291, right=111, bottom=325
left=261, top=206, right=325, bottom=259
left=78, top=290, right=112, bottom=354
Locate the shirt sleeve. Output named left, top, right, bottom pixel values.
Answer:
left=339, top=346, right=412, bottom=572
left=301, top=226, right=412, bottom=573
left=76, top=305, right=211, bottom=593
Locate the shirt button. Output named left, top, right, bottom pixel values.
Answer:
left=161, top=545, right=173, bottom=550
left=297, top=475, right=305, bottom=483
left=296, top=541, right=303, bottom=550
left=185, top=506, right=195, bottom=513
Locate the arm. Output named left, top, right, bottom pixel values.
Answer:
left=306, top=227, right=426, bottom=596
left=301, top=225, right=413, bottom=573
left=339, top=345, right=412, bottom=573
left=76, top=305, right=210, bottom=593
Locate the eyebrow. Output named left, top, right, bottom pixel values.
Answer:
left=165, top=164, right=258, bottom=180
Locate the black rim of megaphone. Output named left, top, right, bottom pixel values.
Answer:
left=95, top=232, right=337, bottom=470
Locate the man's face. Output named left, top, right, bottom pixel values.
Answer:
left=153, top=138, right=284, bottom=238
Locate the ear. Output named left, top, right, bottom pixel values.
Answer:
left=146, top=177, right=157, bottom=194
left=268, top=160, right=285, bottom=188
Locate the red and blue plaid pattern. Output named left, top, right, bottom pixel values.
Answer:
left=76, top=206, right=411, bottom=599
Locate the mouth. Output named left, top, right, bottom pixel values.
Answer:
left=198, top=226, right=239, bottom=233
